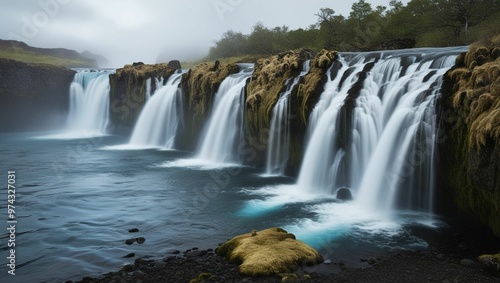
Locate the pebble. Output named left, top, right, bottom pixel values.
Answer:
left=323, top=259, right=332, bottom=264
left=128, top=228, right=139, bottom=233
left=367, top=258, right=377, bottom=265
left=136, top=237, right=146, bottom=244
left=125, top=238, right=135, bottom=245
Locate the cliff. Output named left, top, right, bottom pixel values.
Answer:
left=0, top=58, right=75, bottom=132
left=438, top=35, right=500, bottom=236
left=108, top=62, right=178, bottom=132
left=245, top=49, right=337, bottom=174
left=177, top=60, right=240, bottom=150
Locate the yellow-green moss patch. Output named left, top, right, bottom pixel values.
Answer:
left=216, top=227, right=323, bottom=276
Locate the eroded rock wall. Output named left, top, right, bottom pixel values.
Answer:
left=0, top=58, right=75, bottom=132
left=245, top=49, right=338, bottom=174
left=438, top=35, right=500, bottom=236
left=177, top=60, right=240, bottom=150
left=109, top=63, right=178, bottom=132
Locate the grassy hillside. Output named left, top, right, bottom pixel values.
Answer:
left=0, top=40, right=98, bottom=68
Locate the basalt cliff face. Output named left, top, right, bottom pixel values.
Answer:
left=108, top=62, right=178, bottom=133
left=245, top=49, right=337, bottom=173
left=0, top=58, right=75, bottom=132
left=177, top=61, right=240, bottom=150
left=438, top=36, right=500, bottom=237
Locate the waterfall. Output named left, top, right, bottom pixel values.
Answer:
left=145, top=77, right=165, bottom=100
left=66, top=70, right=111, bottom=135
left=265, top=60, right=310, bottom=175
left=128, top=72, right=184, bottom=149
left=296, top=47, right=465, bottom=215
left=197, top=65, right=253, bottom=164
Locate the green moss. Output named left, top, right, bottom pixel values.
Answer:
left=216, top=228, right=323, bottom=277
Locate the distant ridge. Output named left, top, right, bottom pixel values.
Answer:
left=0, top=39, right=107, bottom=68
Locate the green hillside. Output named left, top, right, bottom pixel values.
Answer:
left=0, top=40, right=98, bottom=68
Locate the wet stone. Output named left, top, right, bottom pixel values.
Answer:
left=123, top=253, right=135, bottom=258
left=125, top=239, right=135, bottom=245
left=136, top=237, right=146, bottom=244
left=128, top=228, right=139, bottom=233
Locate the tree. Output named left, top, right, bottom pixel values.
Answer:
left=350, top=0, right=373, bottom=25
left=209, top=30, right=248, bottom=59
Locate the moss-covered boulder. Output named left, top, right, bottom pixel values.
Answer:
left=0, top=58, right=75, bottom=132
left=216, top=227, right=323, bottom=276
left=108, top=63, right=178, bottom=131
left=177, top=60, right=240, bottom=151
left=438, top=35, right=500, bottom=237
left=478, top=253, right=500, bottom=277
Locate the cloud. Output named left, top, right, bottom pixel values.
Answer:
left=0, top=0, right=409, bottom=67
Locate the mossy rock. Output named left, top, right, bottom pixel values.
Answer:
left=216, top=228, right=323, bottom=276
left=438, top=35, right=500, bottom=237
left=478, top=253, right=500, bottom=277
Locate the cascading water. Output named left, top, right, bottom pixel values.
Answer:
left=66, top=70, right=112, bottom=135
left=197, top=64, right=253, bottom=164
left=296, top=47, right=466, bottom=215
left=128, top=72, right=184, bottom=149
left=265, top=60, right=310, bottom=175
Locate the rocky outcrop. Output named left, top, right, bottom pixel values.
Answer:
left=216, top=227, right=323, bottom=276
left=109, top=63, right=178, bottom=132
left=0, top=58, right=75, bottom=132
left=245, top=49, right=337, bottom=174
left=438, top=35, right=500, bottom=237
left=177, top=60, right=240, bottom=150
left=478, top=253, right=500, bottom=277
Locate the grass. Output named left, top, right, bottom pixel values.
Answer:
left=0, top=46, right=94, bottom=68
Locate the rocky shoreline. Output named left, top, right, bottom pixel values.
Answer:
left=72, top=220, right=500, bottom=283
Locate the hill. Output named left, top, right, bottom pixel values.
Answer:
left=0, top=39, right=105, bottom=68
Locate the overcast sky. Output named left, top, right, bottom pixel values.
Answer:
left=0, top=0, right=408, bottom=67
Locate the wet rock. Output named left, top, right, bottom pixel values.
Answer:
left=136, top=237, right=146, bottom=244
left=125, top=238, right=135, bottom=245
left=436, top=254, right=444, bottom=260
left=323, top=259, right=332, bottom=264
left=367, top=258, right=377, bottom=265
left=336, top=188, right=352, bottom=201
left=123, top=253, right=135, bottom=258
left=128, top=228, right=139, bottom=233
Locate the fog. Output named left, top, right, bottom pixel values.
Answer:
left=0, top=0, right=407, bottom=67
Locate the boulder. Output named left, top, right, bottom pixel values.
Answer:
left=478, top=253, right=500, bottom=277
left=168, top=60, right=182, bottom=69
left=216, top=228, right=323, bottom=276
left=336, top=188, right=352, bottom=201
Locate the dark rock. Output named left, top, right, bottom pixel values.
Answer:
left=167, top=60, right=182, bottom=69
left=128, top=228, right=139, bottom=233
left=123, top=253, right=135, bottom=258
left=336, top=188, right=353, bottom=201
left=0, top=59, right=75, bottom=132
left=136, top=237, right=146, bottom=244
left=367, top=258, right=377, bottom=265
left=186, top=250, right=207, bottom=258
left=132, top=62, right=144, bottom=66
left=125, top=238, right=135, bottom=245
